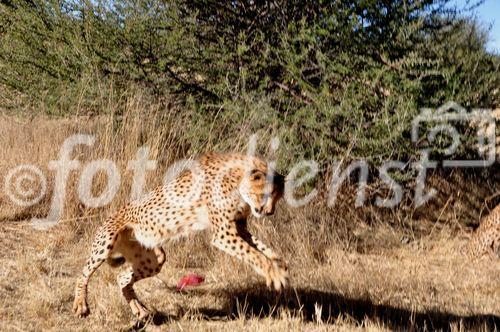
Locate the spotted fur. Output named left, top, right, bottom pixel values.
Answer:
left=73, top=153, right=287, bottom=318
left=463, top=203, right=500, bottom=259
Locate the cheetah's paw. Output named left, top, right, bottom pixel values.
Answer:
left=265, top=257, right=289, bottom=291
left=72, top=296, right=89, bottom=317
left=129, top=299, right=151, bottom=320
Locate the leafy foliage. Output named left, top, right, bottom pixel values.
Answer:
left=0, top=0, right=498, bottom=167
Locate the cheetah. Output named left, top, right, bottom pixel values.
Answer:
left=463, top=203, right=500, bottom=258
left=73, top=153, right=288, bottom=319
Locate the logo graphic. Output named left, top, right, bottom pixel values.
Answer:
left=411, top=102, right=496, bottom=167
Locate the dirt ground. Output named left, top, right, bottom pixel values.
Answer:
left=0, top=216, right=498, bottom=331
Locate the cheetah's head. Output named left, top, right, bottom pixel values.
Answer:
left=240, top=168, right=285, bottom=218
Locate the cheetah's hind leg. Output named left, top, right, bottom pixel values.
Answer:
left=72, top=221, right=124, bottom=317
left=114, top=229, right=166, bottom=320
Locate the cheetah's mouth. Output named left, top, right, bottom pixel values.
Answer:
left=251, top=206, right=273, bottom=218
left=252, top=194, right=274, bottom=218
left=251, top=207, right=263, bottom=218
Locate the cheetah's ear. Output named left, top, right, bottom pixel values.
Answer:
left=273, top=173, right=285, bottom=192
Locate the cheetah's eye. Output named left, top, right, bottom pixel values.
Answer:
left=250, top=169, right=264, bottom=181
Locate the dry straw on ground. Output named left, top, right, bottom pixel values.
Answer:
left=0, top=99, right=498, bottom=331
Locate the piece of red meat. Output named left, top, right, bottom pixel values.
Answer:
left=176, top=273, right=205, bottom=292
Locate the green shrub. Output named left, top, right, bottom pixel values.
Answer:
left=0, top=0, right=498, bottom=169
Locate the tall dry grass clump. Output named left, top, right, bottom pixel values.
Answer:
left=1, top=94, right=170, bottom=219
left=0, top=91, right=499, bottom=331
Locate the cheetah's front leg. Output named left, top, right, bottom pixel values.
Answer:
left=211, top=220, right=288, bottom=291
left=235, top=218, right=281, bottom=261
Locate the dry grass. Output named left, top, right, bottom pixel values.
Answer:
left=0, top=101, right=499, bottom=331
